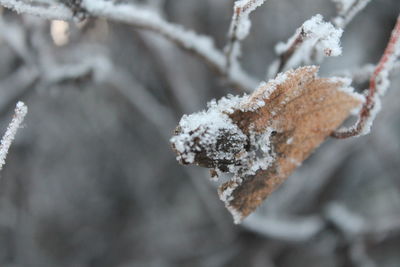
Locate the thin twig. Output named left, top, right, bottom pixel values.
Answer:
left=225, top=0, right=267, bottom=73
left=332, top=62, right=400, bottom=84
left=331, top=0, right=371, bottom=29
left=0, top=102, right=28, bottom=171
left=267, top=15, right=342, bottom=78
left=332, top=15, right=400, bottom=138
left=243, top=213, right=325, bottom=242
left=0, top=0, right=259, bottom=91
left=274, top=29, right=306, bottom=75
left=0, top=0, right=72, bottom=20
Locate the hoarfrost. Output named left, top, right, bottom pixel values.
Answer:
left=332, top=0, right=371, bottom=28
left=328, top=77, right=366, bottom=105
left=170, top=95, right=248, bottom=166
left=230, top=0, right=267, bottom=41
left=241, top=70, right=289, bottom=111
left=0, top=102, right=28, bottom=171
left=275, top=14, right=343, bottom=68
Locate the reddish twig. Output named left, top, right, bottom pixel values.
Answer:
left=332, top=15, right=400, bottom=138
left=275, top=29, right=306, bottom=74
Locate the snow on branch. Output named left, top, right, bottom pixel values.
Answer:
left=81, top=0, right=259, bottom=91
left=333, top=15, right=400, bottom=138
left=334, top=61, right=400, bottom=84
left=0, top=102, right=28, bottom=171
left=331, top=0, right=371, bottom=28
left=0, top=0, right=72, bottom=20
left=225, top=0, right=267, bottom=72
left=0, top=0, right=258, bottom=91
left=268, top=14, right=343, bottom=77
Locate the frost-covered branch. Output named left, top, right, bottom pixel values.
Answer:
left=331, top=0, right=371, bottom=29
left=268, top=14, right=343, bottom=77
left=0, top=102, right=28, bottom=171
left=333, top=15, right=400, bottom=138
left=243, top=214, right=325, bottom=242
left=0, top=0, right=258, bottom=91
left=81, top=0, right=259, bottom=91
left=0, top=0, right=72, bottom=20
left=333, top=62, right=400, bottom=84
left=225, top=0, right=267, bottom=73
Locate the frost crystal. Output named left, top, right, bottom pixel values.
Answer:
left=275, top=14, right=343, bottom=68
left=230, top=0, right=267, bottom=40
left=170, top=95, right=248, bottom=167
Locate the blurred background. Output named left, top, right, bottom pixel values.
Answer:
left=0, top=0, right=400, bottom=266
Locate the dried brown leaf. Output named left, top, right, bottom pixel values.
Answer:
left=171, top=66, right=362, bottom=223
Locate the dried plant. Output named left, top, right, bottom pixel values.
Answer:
left=171, top=66, right=362, bottom=222
left=0, top=0, right=399, bottom=227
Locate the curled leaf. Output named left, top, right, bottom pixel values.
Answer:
left=171, top=66, right=363, bottom=223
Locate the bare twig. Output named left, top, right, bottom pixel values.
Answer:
left=0, top=102, right=28, bottom=171
left=81, top=0, right=259, bottom=91
left=0, top=0, right=259, bottom=91
left=267, top=15, right=343, bottom=78
left=331, top=0, right=371, bottom=29
left=332, top=15, right=400, bottom=138
left=225, top=0, right=267, bottom=73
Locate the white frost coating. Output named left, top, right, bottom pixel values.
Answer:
left=81, top=0, right=258, bottom=91
left=334, top=20, right=400, bottom=136
left=332, top=0, right=371, bottom=28
left=82, top=0, right=224, bottom=68
left=218, top=176, right=243, bottom=202
left=227, top=204, right=244, bottom=224
left=375, top=38, right=400, bottom=96
left=170, top=95, right=247, bottom=164
left=218, top=126, right=276, bottom=223
left=0, top=0, right=72, bottom=20
left=0, top=0, right=258, bottom=92
left=335, top=94, right=380, bottom=137
left=328, top=77, right=365, bottom=104
left=173, top=90, right=278, bottom=224
left=230, top=0, right=267, bottom=40
left=0, top=102, right=28, bottom=171
left=241, top=71, right=289, bottom=111
left=333, top=64, right=375, bottom=84
left=360, top=95, right=381, bottom=135
left=225, top=0, right=267, bottom=87
left=275, top=14, right=343, bottom=69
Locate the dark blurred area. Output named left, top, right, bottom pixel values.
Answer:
left=0, top=0, right=400, bottom=266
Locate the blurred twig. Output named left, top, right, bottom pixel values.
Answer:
left=0, top=102, right=27, bottom=171
left=332, top=15, right=400, bottom=138
left=0, top=0, right=259, bottom=91
left=331, top=0, right=371, bottom=29
left=225, top=0, right=267, bottom=73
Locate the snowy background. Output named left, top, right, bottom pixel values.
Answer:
left=0, top=0, right=400, bottom=266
